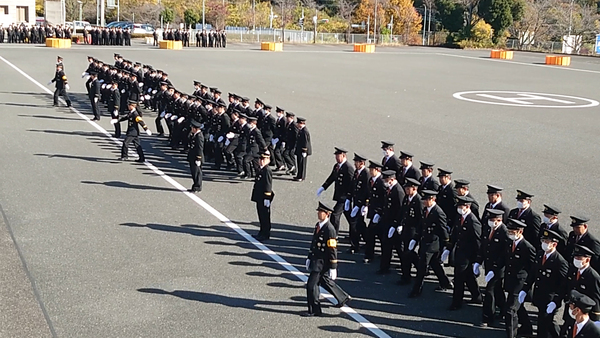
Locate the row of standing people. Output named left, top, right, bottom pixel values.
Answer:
left=0, top=24, right=72, bottom=43
left=83, top=27, right=132, bottom=46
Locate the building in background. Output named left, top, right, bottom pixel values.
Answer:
left=0, top=0, right=35, bottom=25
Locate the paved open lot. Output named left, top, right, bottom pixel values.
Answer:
left=0, top=42, right=599, bottom=338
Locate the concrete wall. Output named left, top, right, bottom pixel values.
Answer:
left=0, top=0, right=35, bottom=25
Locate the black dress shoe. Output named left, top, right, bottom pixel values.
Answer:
left=335, top=296, right=352, bottom=308
left=135, top=159, right=146, bottom=163
left=468, top=296, right=483, bottom=304
left=255, top=234, right=270, bottom=241
left=118, top=157, right=129, bottom=161
left=292, top=178, right=303, bottom=182
left=300, top=311, right=322, bottom=317
left=517, top=328, right=534, bottom=337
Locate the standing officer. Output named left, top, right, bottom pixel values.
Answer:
left=49, top=63, right=71, bottom=107
left=398, top=177, right=423, bottom=285
left=283, top=112, right=298, bottom=175
left=251, top=152, right=274, bottom=241
left=108, top=81, right=121, bottom=138
left=187, top=120, right=204, bottom=193
left=377, top=170, right=404, bottom=275
left=86, top=71, right=101, bottom=120
left=474, top=209, right=509, bottom=327
left=272, top=107, right=287, bottom=171
left=481, top=185, right=510, bottom=224
left=304, top=202, right=351, bottom=317
left=442, top=195, right=482, bottom=311
left=115, top=100, right=151, bottom=162
left=539, top=205, right=569, bottom=257
left=293, top=117, right=311, bottom=182
left=316, top=147, right=355, bottom=237
left=363, top=160, right=385, bottom=264
left=508, top=190, right=542, bottom=250
left=561, top=290, right=600, bottom=338
left=347, top=153, right=369, bottom=254
left=503, top=218, right=536, bottom=338
left=565, top=216, right=600, bottom=272
left=520, top=229, right=568, bottom=338
left=418, top=161, right=439, bottom=192
left=409, top=190, right=452, bottom=297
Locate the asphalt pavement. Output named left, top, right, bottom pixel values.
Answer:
left=1, top=42, right=599, bottom=337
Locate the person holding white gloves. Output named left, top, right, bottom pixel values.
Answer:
left=117, top=100, right=151, bottom=162
left=49, top=63, right=72, bottom=108
left=187, top=120, right=205, bottom=193
left=251, top=152, right=274, bottom=241
left=363, top=160, right=386, bottom=264
left=303, top=202, right=351, bottom=317
left=85, top=71, right=101, bottom=121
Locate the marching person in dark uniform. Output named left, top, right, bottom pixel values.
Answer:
left=418, top=161, right=439, bottom=192
left=251, top=152, right=274, bottom=241
left=442, top=195, right=482, bottom=311
left=398, top=177, right=423, bottom=285
left=398, top=151, right=421, bottom=186
left=520, top=229, right=568, bottom=338
left=116, top=100, right=151, bottom=162
left=303, top=202, right=351, bottom=317
left=108, top=81, right=121, bottom=138
left=243, top=116, right=267, bottom=178
left=316, top=147, right=355, bottom=237
left=49, top=63, right=71, bottom=107
left=562, top=290, right=600, bottom=338
left=381, top=141, right=401, bottom=176
left=272, top=107, right=287, bottom=171
left=377, top=170, right=405, bottom=274
left=454, top=179, right=480, bottom=221
left=293, top=117, right=311, bottom=182
left=565, top=216, right=600, bottom=272
left=540, top=205, right=569, bottom=257
left=347, top=153, right=369, bottom=254
left=474, top=208, right=509, bottom=327
left=363, top=160, right=385, bottom=264
left=503, top=218, right=536, bottom=338
left=187, top=120, right=204, bottom=193
left=436, top=168, right=456, bottom=227
left=508, top=190, right=542, bottom=250
left=481, top=185, right=510, bottom=224
left=282, top=112, right=298, bottom=175
left=409, top=190, right=452, bottom=297
left=86, top=71, right=101, bottom=120
left=213, top=102, right=231, bottom=170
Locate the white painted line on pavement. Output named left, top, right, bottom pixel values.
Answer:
left=438, top=52, right=600, bottom=75
left=0, top=55, right=391, bottom=338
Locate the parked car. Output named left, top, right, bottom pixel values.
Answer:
left=73, top=21, right=91, bottom=32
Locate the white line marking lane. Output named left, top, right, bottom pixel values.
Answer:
left=0, top=55, right=391, bottom=338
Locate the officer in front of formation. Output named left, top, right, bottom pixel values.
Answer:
left=316, top=147, right=354, bottom=237
left=187, top=120, right=204, bottom=193
left=503, top=218, right=536, bottom=338
left=562, top=290, right=600, bottom=338
left=508, top=190, right=542, bottom=250
left=520, top=229, right=568, bottom=338
left=115, top=100, right=151, bottom=162
left=304, top=202, right=351, bottom=317
left=409, top=190, right=452, bottom=298
left=49, top=63, right=72, bottom=107
left=251, top=152, right=274, bottom=241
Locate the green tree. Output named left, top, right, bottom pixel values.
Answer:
left=478, top=0, right=524, bottom=43
left=435, top=0, right=465, bottom=34
left=162, top=8, right=174, bottom=23
left=184, top=8, right=200, bottom=26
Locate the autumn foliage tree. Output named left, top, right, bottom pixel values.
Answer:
left=385, top=0, right=422, bottom=43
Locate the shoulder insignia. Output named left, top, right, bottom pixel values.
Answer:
left=327, top=238, right=337, bottom=248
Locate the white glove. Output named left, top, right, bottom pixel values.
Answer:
left=152, top=90, right=157, bottom=94
left=218, top=136, right=224, bottom=143
left=302, top=152, right=307, bottom=158
left=94, top=97, right=98, bottom=103
left=361, top=205, right=368, bottom=216
left=408, top=239, right=417, bottom=251
left=65, top=84, right=70, bottom=90
left=441, top=249, right=450, bottom=263
left=110, top=119, right=118, bottom=125
left=177, top=117, right=185, bottom=123
left=518, top=291, right=526, bottom=304
left=329, top=269, right=337, bottom=281
left=225, top=139, right=230, bottom=146
left=209, top=135, right=214, bottom=142
left=387, top=227, right=395, bottom=239
left=145, top=129, right=152, bottom=136
left=160, top=112, right=165, bottom=118
left=99, top=79, right=104, bottom=83
left=373, top=214, right=380, bottom=223
left=351, top=206, right=359, bottom=218
left=226, top=132, right=234, bottom=139
left=200, top=124, right=205, bottom=129
left=121, top=89, right=125, bottom=94
left=81, top=72, right=88, bottom=78
left=344, top=199, right=351, bottom=211
left=144, top=94, right=151, bottom=100
left=147, top=88, right=152, bottom=93
left=195, top=160, right=201, bottom=167
left=485, top=271, right=494, bottom=283
left=165, top=113, right=172, bottom=118
left=138, top=82, right=144, bottom=87
left=170, top=115, right=178, bottom=121
left=264, top=199, right=271, bottom=207
left=281, top=142, right=286, bottom=148
left=101, top=84, right=106, bottom=89
left=305, top=259, right=310, bottom=271
left=473, top=262, right=481, bottom=276
left=316, top=187, right=325, bottom=197
left=271, top=138, right=278, bottom=145
left=396, top=225, right=403, bottom=234
left=47, top=81, right=52, bottom=85
left=546, top=302, right=557, bottom=314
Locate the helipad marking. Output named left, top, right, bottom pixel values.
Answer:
left=0, top=55, right=391, bottom=338
left=453, top=90, right=599, bottom=108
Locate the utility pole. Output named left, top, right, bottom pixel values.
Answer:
left=366, top=14, right=370, bottom=42
left=252, top=0, right=256, bottom=31
left=77, top=1, right=82, bottom=21
left=281, top=1, right=285, bottom=43
left=427, top=8, right=431, bottom=45
left=312, top=9, right=317, bottom=44
left=422, top=5, right=427, bottom=45
left=373, top=0, right=378, bottom=44
left=202, top=0, right=206, bottom=29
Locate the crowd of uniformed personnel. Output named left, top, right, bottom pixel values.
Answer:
left=82, top=27, right=133, bottom=46
left=49, top=53, right=600, bottom=337
left=0, top=24, right=72, bottom=43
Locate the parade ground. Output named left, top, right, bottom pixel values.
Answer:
left=1, top=43, right=599, bottom=338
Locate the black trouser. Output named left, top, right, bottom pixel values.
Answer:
left=535, top=305, right=559, bottom=338
left=273, top=141, right=285, bottom=168
left=90, top=96, right=100, bottom=119
left=452, top=261, right=481, bottom=307
left=256, top=202, right=271, bottom=237
left=505, top=287, right=531, bottom=337
left=380, top=230, right=402, bottom=272
left=306, top=267, right=349, bottom=315
left=349, top=211, right=366, bottom=251
left=364, top=219, right=381, bottom=260
left=110, top=110, right=121, bottom=138
left=224, top=142, right=237, bottom=168
left=234, top=149, right=245, bottom=174
left=155, top=115, right=165, bottom=135
left=170, top=121, right=185, bottom=148
left=53, top=88, right=71, bottom=106
left=330, top=200, right=352, bottom=236
left=400, top=229, right=418, bottom=282
left=121, top=135, right=144, bottom=160
left=482, top=273, right=505, bottom=324
left=295, top=153, right=307, bottom=180
left=214, top=140, right=225, bottom=168
left=282, top=147, right=296, bottom=172
left=412, top=250, right=451, bottom=294
left=189, top=160, right=202, bottom=191
left=243, top=154, right=258, bottom=177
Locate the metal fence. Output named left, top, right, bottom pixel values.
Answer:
left=505, top=38, right=598, bottom=56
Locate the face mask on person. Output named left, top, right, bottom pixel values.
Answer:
left=508, top=234, right=518, bottom=241
left=541, top=242, right=551, bottom=252
left=542, top=216, right=552, bottom=224
left=382, top=150, right=388, bottom=157
left=573, top=258, right=584, bottom=269
left=569, top=307, right=577, bottom=319
left=456, top=207, right=466, bottom=216
left=487, top=220, right=497, bottom=229
left=517, top=201, right=524, bottom=209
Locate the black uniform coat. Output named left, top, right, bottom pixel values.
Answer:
left=398, top=164, right=421, bottom=186
left=366, top=176, right=386, bottom=219
left=400, top=192, right=422, bottom=241
left=565, top=231, right=600, bottom=272
left=350, top=168, right=369, bottom=208
left=559, top=265, right=600, bottom=320
left=246, top=127, right=267, bottom=157
left=477, top=223, right=509, bottom=276
left=187, top=131, right=205, bottom=163
left=284, top=121, right=298, bottom=150
left=52, top=70, right=68, bottom=89
left=251, top=165, right=273, bottom=203
left=381, top=183, right=404, bottom=227
left=523, top=249, right=568, bottom=308
left=448, top=212, right=482, bottom=267
left=418, top=175, right=440, bottom=192
left=564, top=318, right=600, bottom=338
left=294, top=126, right=311, bottom=156
left=503, top=238, right=536, bottom=292
left=308, top=220, right=338, bottom=272
left=418, top=204, right=449, bottom=253
left=508, top=207, right=542, bottom=249
left=381, top=154, right=401, bottom=176
left=322, top=161, right=354, bottom=202
left=437, top=182, right=456, bottom=224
